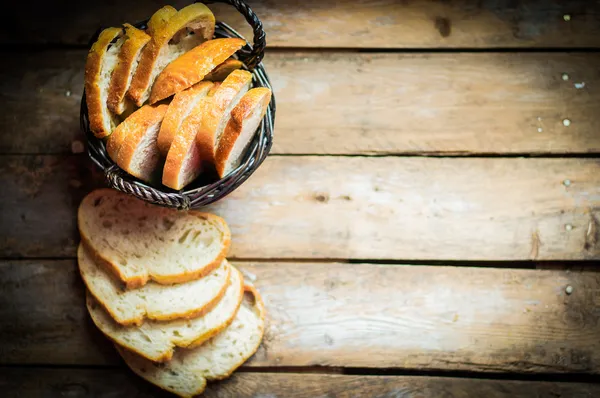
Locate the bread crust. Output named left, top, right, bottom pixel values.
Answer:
left=162, top=100, right=207, bottom=190
left=106, top=102, right=164, bottom=161
left=85, top=27, right=123, bottom=138
left=204, top=58, right=243, bottom=82
left=149, top=38, right=245, bottom=104
left=157, top=81, right=213, bottom=156
left=215, top=88, right=271, bottom=177
left=114, top=104, right=168, bottom=182
left=146, top=5, right=177, bottom=35
left=107, top=24, right=151, bottom=115
left=128, top=3, right=215, bottom=106
left=195, top=69, right=253, bottom=166
left=77, top=189, right=232, bottom=288
left=86, top=265, right=245, bottom=362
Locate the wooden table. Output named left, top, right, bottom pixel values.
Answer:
left=1, top=1, right=600, bottom=396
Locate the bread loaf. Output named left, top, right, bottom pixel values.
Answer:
left=215, top=88, right=271, bottom=177
left=78, top=189, right=231, bottom=288
left=86, top=265, right=244, bottom=361
left=128, top=3, right=215, bottom=106
left=116, top=285, right=265, bottom=397
left=79, top=244, right=231, bottom=325
left=149, top=38, right=245, bottom=104
left=85, top=27, right=126, bottom=138
left=157, top=81, right=214, bottom=156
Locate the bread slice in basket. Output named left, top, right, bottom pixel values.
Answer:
left=113, top=103, right=168, bottom=184
left=86, top=264, right=244, bottom=361
left=106, top=24, right=151, bottom=115
left=85, top=27, right=126, bottom=138
left=128, top=3, right=216, bottom=106
left=79, top=244, right=231, bottom=326
left=157, top=81, right=214, bottom=156
left=216, top=87, right=272, bottom=178
left=204, top=58, right=243, bottom=82
left=195, top=69, right=253, bottom=165
left=146, top=5, right=177, bottom=36
left=78, top=189, right=231, bottom=288
left=149, top=38, right=245, bottom=104
left=116, top=285, right=265, bottom=397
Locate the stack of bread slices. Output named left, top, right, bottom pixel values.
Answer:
left=78, top=188, right=265, bottom=397
left=85, top=3, right=271, bottom=190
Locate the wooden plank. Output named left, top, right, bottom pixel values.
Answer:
left=2, top=155, right=600, bottom=260
left=3, top=50, right=600, bottom=155
left=2, top=259, right=600, bottom=373
left=2, top=0, right=600, bottom=48
left=1, top=370, right=599, bottom=398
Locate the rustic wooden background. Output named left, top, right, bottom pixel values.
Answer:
left=1, top=0, right=600, bottom=397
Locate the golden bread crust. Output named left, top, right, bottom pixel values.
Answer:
left=107, top=24, right=151, bottom=115
left=146, top=5, right=177, bottom=35
left=85, top=27, right=123, bottom=138
left=195, top=69, right=252, bottom=166
left=204, top=58, right=243, bottom=82
left=215, top=88, right=271, bottom=177
left=128, top=3, right=215, bottom=106
left=149, top=38, right=244, bottom=104
left=157, top=81, right=213, bottom=156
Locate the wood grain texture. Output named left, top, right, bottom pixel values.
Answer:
left=1, top=370, right=599, bottom=398
left=1, top=259, right=600, bottom=373
left=2, top=155, right=599, bottom=260
left=1, top=0, right=599, bottom=48
left=3, top=50, right=600, bottom=155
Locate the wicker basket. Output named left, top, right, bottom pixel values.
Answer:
left=80, top=0, right=276, bottom=210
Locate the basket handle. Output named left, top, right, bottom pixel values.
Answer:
left=200, top=0, right=266, bottom=70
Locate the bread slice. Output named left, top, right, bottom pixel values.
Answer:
left=79, top=244, right=231, bottom=325
left=215, top=88, right=272, bottom=177
left=149, top=38, right=245, bottom=104
left=194, top=70, right=252, bottom=169
left=128, top=3, right=215, bottom=106
left=107, top=24, right=151, bottom=115
left=146, top=5, right=177, bottom=36
left=78, top=189, right=231, bottom=288
left=161, top=99, right=209, bottom=190
left=106, top=103, right=163, bottom=161
left=85, top=27, right=126, bottom=138
left=204, top=58, right=243, bottom=82
left=116, top=285, right=265, bottom=397
left=114, top=104, right=168, bottom=183
left=157, top=81, right=214, bottom=156
left=87, top=264, right=244, bottom=361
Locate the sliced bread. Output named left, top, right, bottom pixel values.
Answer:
left=84, top=27, right=126, bottom=138
left=146, top=5, right=177, bottom=36
left=79, top=244, right=231, bottom=325
left=149, top=38, right=245, bottom=104
left=87, top=264, right=244, bottom=361
left=204, top=58, right=243, bottom=82
left=195, top=69, right=253, bottom=166
left=215, top=88, right=271, bottom=178
left=114, top=103, right=168, bottom=183
left=107, top=24, right=151, bottom=115
left=78, top=189, right=231, bottom=288
left=128, top=3, right=215, bottom=106
left=117, top=285, right=265, bottom=397
left=157, top=81, right=214, bottom=156
left=106, top=102, right=165, bottom=161
left=162, top=99, right=209, bottom=190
